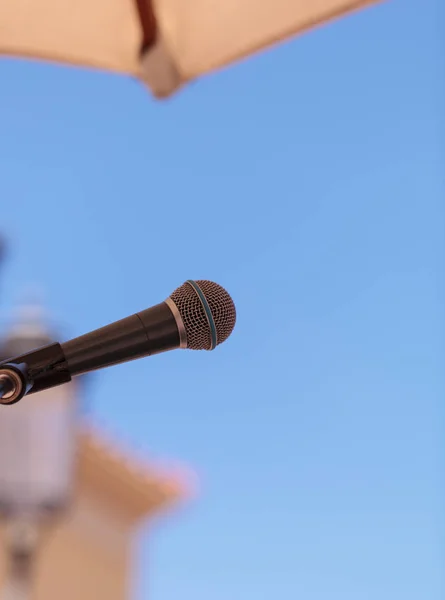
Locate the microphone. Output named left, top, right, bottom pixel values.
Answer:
left=0, top=280, right=236, bottom=406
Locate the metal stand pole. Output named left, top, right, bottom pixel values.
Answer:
left=2, top=519, right=40, bottom=600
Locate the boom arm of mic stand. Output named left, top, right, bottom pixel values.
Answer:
left=0, top=343, right=71, bottom=405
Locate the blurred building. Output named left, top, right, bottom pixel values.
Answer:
left=0, top=294, right=189, bottom=600
left=0, top=0, right=382, bottom=98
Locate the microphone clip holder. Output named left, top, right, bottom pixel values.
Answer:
left=0, top=343, right=72, bottom=406
left=0, top=363, right=30, bottom=405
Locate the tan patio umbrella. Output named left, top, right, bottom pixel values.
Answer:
left=0, top=0, right=382, bottom=98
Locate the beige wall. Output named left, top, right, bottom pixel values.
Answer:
left=0, top=423, right=186, bottom=600
left=0, top=487, right=135, bottom=600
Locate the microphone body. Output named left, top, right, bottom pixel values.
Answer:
left=62, top=302, right=180, bottom=377
left=0, top=280, right=236, bottom=406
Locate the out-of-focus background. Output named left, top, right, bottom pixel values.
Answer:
left=0, top=0, right=443, bottom=599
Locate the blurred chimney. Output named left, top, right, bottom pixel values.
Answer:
left=0, top=294, right=53, bottom=361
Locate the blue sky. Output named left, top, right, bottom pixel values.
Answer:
left=0, top=0, right=443, bottom=599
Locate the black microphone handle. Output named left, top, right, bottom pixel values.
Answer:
left=62, top=301, right=180, bottom=376
left=0, top=302, right=181, bottom=402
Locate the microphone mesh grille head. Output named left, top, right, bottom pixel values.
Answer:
left=169, top=280, right=236, bottom=350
